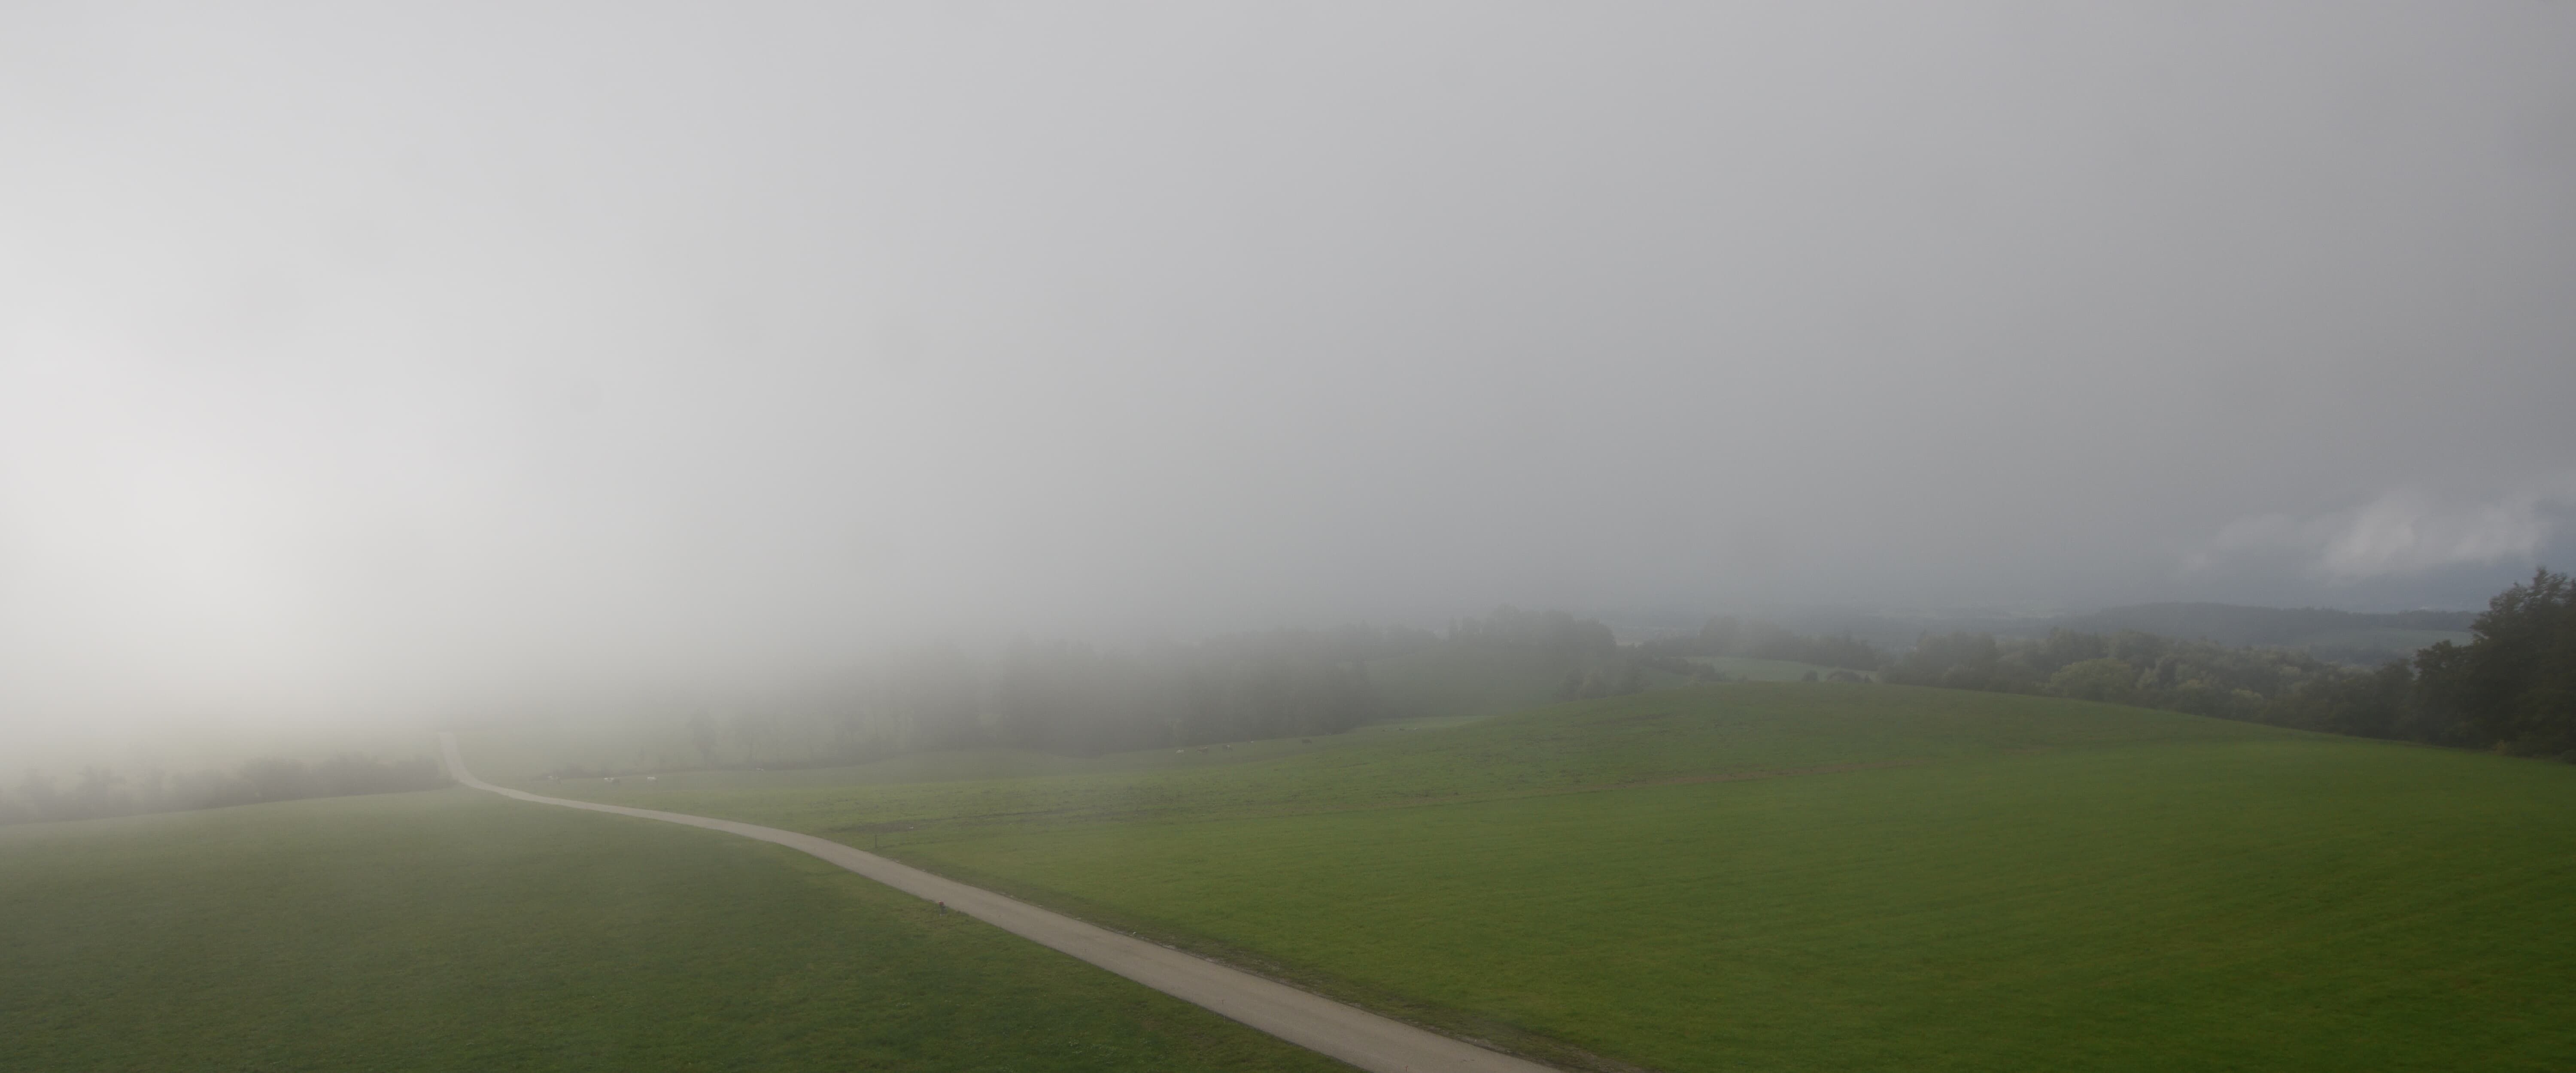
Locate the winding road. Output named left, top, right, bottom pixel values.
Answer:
left=437, top=733, right=1556, bottom=1073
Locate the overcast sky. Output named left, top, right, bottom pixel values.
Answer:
left=4, top=2, right=2573, bottom=741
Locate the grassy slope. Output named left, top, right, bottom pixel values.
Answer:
left=1693, top=654, right=1863, bottom=681
left=449, top=644, right=1628, bottom=780
left=504, top=685, right=2576, bottom=1071
left=453, top=643, right=1703, bottom=781
left=913, top=741, right=2575, bottom=1072
left=1364, top=646, right=1698, bottom=723
left=495, top=686, right=2281, bottom=837
left=0, top=788, right=1346, bottom=1073
left=1367, top=646, right=1575, bottom=721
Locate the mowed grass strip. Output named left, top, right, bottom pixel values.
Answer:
left=0, top=788, right=1351, bottom=1073
left=902, top=740, right=2576, bottom=1072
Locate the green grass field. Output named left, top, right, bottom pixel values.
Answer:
left=494, top=685, right=2576, bottom=1071
left=1364, top=645, right=1697, bottom=721
left=0, top=788, right=1347, bottom=1073
left=1692, top=654, right=1867, bottom=681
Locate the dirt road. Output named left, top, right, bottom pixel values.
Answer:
left=437, top=734, right=1556, bottom=1073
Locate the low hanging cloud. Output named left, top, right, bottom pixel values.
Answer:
left=2196, top=487, right=2569, bottom=582
left=1, top=3, right=2573, bottom=749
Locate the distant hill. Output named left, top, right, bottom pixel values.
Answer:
left=2057, top=603, right=2473, bottom=645
left=2054, top=603, right=2474, bottom=664
left=1748, top=603, right=2479, bottom=666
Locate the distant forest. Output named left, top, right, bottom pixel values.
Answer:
left=2053, top=603, right=2476, bottom=646
left=10, top=574, right=2568, bottom=825
left=673, top=608, right=1613, bottom=770
left=1632, top=618, right=1885, bottom=674
left=0, top=753, right=450, bottom=826
left=1880, top=569, right=2576, bottom=759
left=649, top=606, right=1886, bottom=777
left=600, top=573, right=2574, bottom=773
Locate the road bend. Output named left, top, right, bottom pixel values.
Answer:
left=437, top=733, right=1557, bottom=1073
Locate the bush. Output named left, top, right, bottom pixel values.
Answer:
left=2049, top=658, right=2138, bottom=703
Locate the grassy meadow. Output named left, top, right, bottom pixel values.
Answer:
left=0, top=788, right=1347, bottom=1073
left=493, top=685, right=2576, bottom=1071
left=1362, top=644, right=1698, bottom=722
left=1692, top=654, right=1868, bottom=681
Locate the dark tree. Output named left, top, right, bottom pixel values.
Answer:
left=2418, top=567, right=2576, bottom=758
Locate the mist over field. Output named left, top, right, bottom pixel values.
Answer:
left=5, top=2, right=2575, bottom=760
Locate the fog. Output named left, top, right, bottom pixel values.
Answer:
left=5, top=3, right=2573, bottom=754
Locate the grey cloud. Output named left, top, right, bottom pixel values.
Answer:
left=2, top=2, right=2573, bottom=753
left=2196, top=485, right=2573, bottom=582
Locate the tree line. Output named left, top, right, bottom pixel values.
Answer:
left=662, top=625, right=1437, bottom=772
left=1883, top=627, right=2352, bottom=718
left=1633, top=617, right=1886, bottom=673
left=632, top=575, right=2569, bottom=769
left=0, top=752, right=451, bottom=826
left=16, top=574, right=2562, bottom=822
left=655, top=607, right=1655, bottom=770
left=1884, top=569, right=2576, bottom=759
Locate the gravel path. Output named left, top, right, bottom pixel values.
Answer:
left=437, top=733, right=1557, bottom=1073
